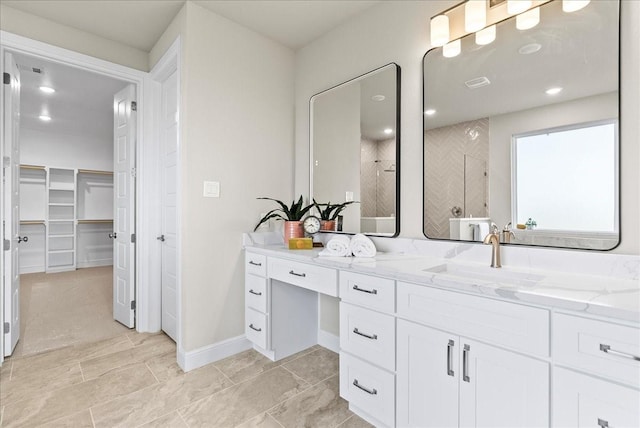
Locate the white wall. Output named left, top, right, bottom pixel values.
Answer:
left=152, top=2, right=295, bottom=352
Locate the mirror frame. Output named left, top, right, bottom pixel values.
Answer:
left=310, top=63, right=401, bottom=237
left=421, top=0, right=621, bottom=251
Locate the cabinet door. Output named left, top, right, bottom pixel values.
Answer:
left=459, top=339, right=549, bottom=428
left=397, top=320, right=459, bottom=428
left=554, top=367, right=640, bottom=428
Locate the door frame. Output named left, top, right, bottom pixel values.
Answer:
left=0, top=31, right=165, bottom=363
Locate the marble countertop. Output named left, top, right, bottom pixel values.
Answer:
left=244, top=243, right=640, bottom=324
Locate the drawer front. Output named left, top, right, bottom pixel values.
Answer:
left=340, top=352, right=395, bottom=427
left=246, top=274, right=267, bottom=313
left=554, top=367, right=640, bottom=428
left=340, top=271, right=395, bottom=313
left=553, top=314, right=640, bottom=387
left=246, top=308, right=268, bottom=349
left=340, top=302, right=396, bottom=371
left=245, top=252, right=267, bottom=277
left=268, top=258, right=338, bottom=297
left=397, top=281, right=549, bottom=356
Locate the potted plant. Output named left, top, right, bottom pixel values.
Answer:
left=313, top=199, right=358, bottom=231
left=255, top=196, right=313, bottom=243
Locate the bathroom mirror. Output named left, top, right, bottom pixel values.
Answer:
left=423, top=0, right=619, bottom=250
left=311, top=63, right=400, bottom=236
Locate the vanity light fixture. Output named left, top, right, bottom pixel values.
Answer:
left=443, top=39, right=461, bottom=58
left=562, top=0, right=590, bottom=13
left=39, top=86, right=55, bottom=94
left=465, top=0, right=486, bottom=32
left=507, top=0, right=532, bottom=15
left=475, top=25, right=496, bottom=45
left=425, top=109, right=437, bottom=116
left=516, top=7, right=540, bottom=30
left=39, top=114, right=52, bottom=121
left=545, top=87, right=563, bottom=95
left=383, top=128, right=394, bottom=135
left=371, top=94, right=386, bottom=101
left=430, top=14, right=450, bottom=47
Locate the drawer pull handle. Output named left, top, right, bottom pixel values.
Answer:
left=599, top=344, right=640, bottom=361
left=248, top=289, right=262, bottom=296
left=248, top=260, right=262, bottom=266
left=353, top=379, right=377, bottom=395
left=463, top=344, right=470, bottom=382
left=447, top=339, right=455, bottom=377
left=597, top=419, right=609, bottom=428
left=289, top=270, right=306, bottom=278
left=353, top=327, right=378, bottom=340
left=249, top=324, right=262, bottom=332
left=353, top=285, right=377, bottom=295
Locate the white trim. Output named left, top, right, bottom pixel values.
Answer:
left=76, top=260, right=113, bottom=269
left=318, top=329, right=340, bottom=353
left=177, top=335, right=253, bottom=372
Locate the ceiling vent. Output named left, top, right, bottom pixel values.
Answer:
left=465, top=76, right=491, bottom=89
left=17, top=64, right=45, bottom=74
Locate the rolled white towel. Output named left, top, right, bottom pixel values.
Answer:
left=349, top=233, right=377, bottom=258
left=319, top=235, right=352, bottom=257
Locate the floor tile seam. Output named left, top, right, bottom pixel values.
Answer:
left=334, top=414, right=355, bottom=428
left=278, top=347, right=321, bottom=366
left=79, top=361, right=86, bottom=382
left=8, top=360, right=83, bottom=387
left=131, top=410, right=175, bottom=428
left=310, top=372, right=339, bottom=388
left=177, top=410, right=190, bottom=427
left=212, top=363, right=236, bottom=386
left=278, top=364, right=316, bottom=391
left=89, top=408, right=97, bottom=428
left=81, top=343, right=175, bottom=380
left=145, top=362, right=161, bottom=383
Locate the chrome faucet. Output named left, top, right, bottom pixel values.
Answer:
left=483, top=223, right=502, bottom=268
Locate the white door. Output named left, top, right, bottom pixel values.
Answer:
left=459, top=338, right=549, bottom=428
left=160, top=70, right=178, bottom=341
left=396, top=320, right=459, bottom=428
left=112, top=84, right=136, bottom=328
left=3, top=52, right=21, bottom=356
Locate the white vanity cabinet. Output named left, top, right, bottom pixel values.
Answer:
left=552, top=313, right=640, bottom=428
left=396, top=281, right=550, bottom=428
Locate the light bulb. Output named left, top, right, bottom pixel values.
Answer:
left=465, top=0, right=486, bottom=33
left=516, top=7, right=539, bottom=30
left=39, top=115, right=51, bottom=121
left=562, top=0, right=590, bottom=13
left=39, top=86, right=55, bottom=94
left=476, top=25, right=496, bottom=45
left=430, top=15, right=450, bottom=47
left=443, top=39, right=461, bottom=58
left=507, top=0, right=531, bottom=15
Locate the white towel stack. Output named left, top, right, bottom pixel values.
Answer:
left=319, top=235, right=352, bottom=257
left=349, top=233, right=377, bottom=258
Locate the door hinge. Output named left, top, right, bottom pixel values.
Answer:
left=3, top=239, right=9, bottom=251
left=3, top=72, right=10, bottom=85
left=131, top=233, right=136, bottom=243
left=3, top=322, right=9, bottom=334
left=131, top=300, right=136, bottom=311
left=131, top=101, right=137, bottom=111
left=131, top=167, right=136, bottom=178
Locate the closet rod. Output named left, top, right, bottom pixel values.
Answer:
left=20, top=164, right=46, bottom=170
left=78, top=169, right=114, bottom=176
left=77, top=219, right=114, bottom=224
left=20, top=220, right=45, bottom=225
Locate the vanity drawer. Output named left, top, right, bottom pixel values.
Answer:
left=340, top=271, right=395, bottom=313
left=340, top=352, right=395, bottom=427
left=268, top=258, right=338, bottom=297
left=245, top=252, right=267, bottom=277
left=553, top=314, right=640, bottom=387
left=397, top=282, right=549, bottom=356
left=245, top=308, right=268, bottom=350
left=340, top=302, right=395, bottom=371
left=245, top=274, right=267, bottom=313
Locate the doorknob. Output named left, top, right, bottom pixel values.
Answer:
left=157, top=235, right=165, bottom=242
left=18, top=236, right=28, bottom=243
left=109, top=233, right=117, bottom=239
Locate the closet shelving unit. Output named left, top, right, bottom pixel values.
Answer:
left=47, top=168, right=77, bottom=272
left=19, top=165, right=47, bottom=274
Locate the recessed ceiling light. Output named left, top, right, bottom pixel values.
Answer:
left=465, top=76, right=491, bottom=89
left=545, top=87, right=563, bottom=95
left=371, top=94, right=386, bottom=101
left=39, top=86, right=55, bottom=94
left=425, top=109, right=437, bottom=116
left=519, top=43, right=542, bottom=55
left=383, top=128, right=393, bottom=135
left=39, top=115, right=52, bottom=121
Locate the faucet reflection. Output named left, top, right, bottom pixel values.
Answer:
left=483, top=223, right=502, bottom=268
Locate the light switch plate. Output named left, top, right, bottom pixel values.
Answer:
left=345, top=191, right=354, bottom=202
left=203, top=181, right=220, bottom=198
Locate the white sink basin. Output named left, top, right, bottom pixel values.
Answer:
left=424, top=263, right=545, bottom=287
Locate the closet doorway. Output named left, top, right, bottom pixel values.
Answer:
left=2, top=52, right=136, bottom=358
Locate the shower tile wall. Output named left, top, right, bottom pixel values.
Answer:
left=361, top=138, right=396, bottom=217
left=424, top=118, right=489, bottom=239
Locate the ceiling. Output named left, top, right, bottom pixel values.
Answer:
left=3, top=0, right=379, bottom=51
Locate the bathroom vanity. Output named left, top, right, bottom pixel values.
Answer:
left=243, top=240, right=639, bottom=428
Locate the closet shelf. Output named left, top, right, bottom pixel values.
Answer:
left=49, top=186, right=75, bottom=191
left=20, top=164, right=46, bottom=170
left=20, top=220, right=45, bottom=225
left=48, top=219, right=75, bottom=223
left=77, top=219, right=114, bottom=224
left=49, top=234, right=75, bottom=239
left=78, top=169, right=113, bottom=176
left=48, top=249, right=75, bottom=254
left=48, top=203, right=75, bottom=207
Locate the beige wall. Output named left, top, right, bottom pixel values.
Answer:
left=0, top=4, right=148, bottom=71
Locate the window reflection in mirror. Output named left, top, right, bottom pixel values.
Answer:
left=423, top=0, right=619, bottom=250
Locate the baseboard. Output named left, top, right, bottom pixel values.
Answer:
left=77, top=260, right=113, bottom=269
left=317, top=329, right=340, bottom=353
left=20, top=265, right=44, bottom=274
left=177, top=334, right=252, bottom=372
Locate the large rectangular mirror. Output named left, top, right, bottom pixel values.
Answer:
left=311, top=63, right=400, bottom=236
left=423, top=0, right=619, bottom=250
